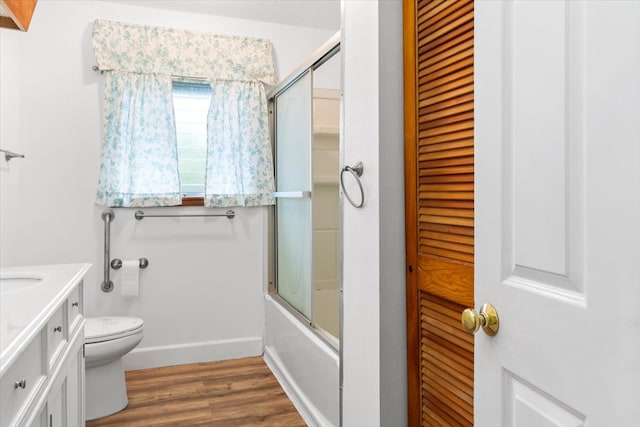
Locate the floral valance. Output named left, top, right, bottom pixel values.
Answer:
left=91, top=19, right=278, bottom=85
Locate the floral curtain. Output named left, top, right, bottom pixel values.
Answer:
left=92, top=20, right=278, bottom=84
left=96, top=72, right=181, bottom=207
left=92, top=20, right=278, bottom=207
left=205, top=80, right=275, bottom=207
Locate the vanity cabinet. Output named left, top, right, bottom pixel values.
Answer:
left=0, top=264, right=89, bottom=427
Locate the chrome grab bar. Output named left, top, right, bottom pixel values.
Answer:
left=101, top=209, right=114, bottom=292
left=273, top=191, right=311, bottom=198
left=134, top=210, right=235, bottom=220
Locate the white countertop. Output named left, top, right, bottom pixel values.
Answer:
left=0, top=263, right=91, bottom=376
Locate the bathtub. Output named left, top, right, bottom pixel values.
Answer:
left=264, top=294, right=339, bottom=427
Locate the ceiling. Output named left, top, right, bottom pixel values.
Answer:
left=98, top=0, right=341, bottom=30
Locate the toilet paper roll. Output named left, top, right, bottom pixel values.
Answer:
left=120, top=260, right=140, bottom=297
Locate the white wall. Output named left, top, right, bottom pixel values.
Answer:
left=342, top=0, right=406, bottom=425
left=377, top=2, right=407, bottom=424
left=0, top=0, right=335, bottom=368
left=0, top=29, right=22, bottom=268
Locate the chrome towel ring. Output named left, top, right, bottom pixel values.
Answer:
left=340, top=161, right=365, bottom=208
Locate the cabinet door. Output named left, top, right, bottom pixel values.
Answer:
left=65, top=343, right=84, bottom=427
left=47, top=377, right=67, bottom=427
left=30, top=406, right=47, bottom=427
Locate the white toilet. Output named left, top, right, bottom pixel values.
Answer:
left=84, top=316, right=144, bottom=420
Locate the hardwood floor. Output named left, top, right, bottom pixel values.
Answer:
left=86, top=357, right=307, bottom=427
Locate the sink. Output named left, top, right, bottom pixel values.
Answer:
left=0, top=275, right=43, bottom=294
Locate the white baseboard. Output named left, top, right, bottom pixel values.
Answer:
left=123, top=336, right=263, bottom=371
left=264, top=345, right=335, bottom=427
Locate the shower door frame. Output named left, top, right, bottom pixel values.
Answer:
left=267, top=32, right=342, bottom=351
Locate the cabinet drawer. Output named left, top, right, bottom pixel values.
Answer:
left=67, top=282, right=83, bottom=334
left=0, top=332, right=46, bottom=427
left=47, top=306, right=67, bottom=370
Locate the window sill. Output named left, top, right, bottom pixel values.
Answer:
left=181, top=197, right=204, bottom=206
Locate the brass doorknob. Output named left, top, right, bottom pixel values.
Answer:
left=461, top=303, right=499, bottom=336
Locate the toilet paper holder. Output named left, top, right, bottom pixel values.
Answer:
left=110, top=258, right=149, bottom=270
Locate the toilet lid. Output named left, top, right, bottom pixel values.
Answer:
left=85, top=316, right=143, bottom=343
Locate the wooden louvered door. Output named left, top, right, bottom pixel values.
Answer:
left=404, top=0, right=474, bottom=425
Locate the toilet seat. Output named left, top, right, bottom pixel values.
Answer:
left=85, top=316, right=144, bottom=344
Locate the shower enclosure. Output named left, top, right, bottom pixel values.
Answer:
left=270, top=39, right=341, bottom=344
left=263, top=33, right=341, bottom=426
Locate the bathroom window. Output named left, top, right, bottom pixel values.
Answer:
left=173, top=81, right=211, bottom=205
left=94, top=20, right=276, bottom=208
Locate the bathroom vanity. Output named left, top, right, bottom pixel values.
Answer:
left=0, top=263, right=90, bottom=427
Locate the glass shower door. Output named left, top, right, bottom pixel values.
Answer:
left=274, top=71, right=313, bottom=318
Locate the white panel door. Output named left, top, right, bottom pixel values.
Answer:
left=475, top=1, right=640, bottom=425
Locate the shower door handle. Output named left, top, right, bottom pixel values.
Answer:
left=273, top=191, right=311, bottom=198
